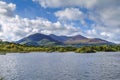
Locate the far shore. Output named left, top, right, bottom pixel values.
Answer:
left=0, top=42, right=120, bottom=55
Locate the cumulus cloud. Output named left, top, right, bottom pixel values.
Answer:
left=0, top=1, right=16, bottom=17
left=55, top=8, right=84, bottom=21
left=0, top=1, right=81, bottom=41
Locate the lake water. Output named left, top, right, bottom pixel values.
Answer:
left=0, top=52, right=120, bottom=80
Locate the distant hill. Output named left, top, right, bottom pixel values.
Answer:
left=16, top=33, right=114, bottom=46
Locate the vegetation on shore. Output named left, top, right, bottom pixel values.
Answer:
left=0, top=41, right=120, bottom=54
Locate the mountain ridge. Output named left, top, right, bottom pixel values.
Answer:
left=16, top=33, right=114, bottom=46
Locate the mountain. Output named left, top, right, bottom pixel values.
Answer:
left=17, top=33, right=114, bottom=46
left=16, top=33, right=62, bottom=46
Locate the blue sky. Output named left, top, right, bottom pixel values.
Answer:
left=0, top=0, right=120, bottom=43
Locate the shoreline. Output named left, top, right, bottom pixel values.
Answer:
left=0, top=50, right=120, bottom=55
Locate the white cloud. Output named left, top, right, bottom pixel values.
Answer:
left=0, top=1, right=16, bottom=17
left=55, top=8, right=84, bottom=21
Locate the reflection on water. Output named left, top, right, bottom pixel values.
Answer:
left=0, top=52, right=120, bottom=80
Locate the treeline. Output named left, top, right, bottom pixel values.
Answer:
left=0, top=41, right=120, bottom=54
